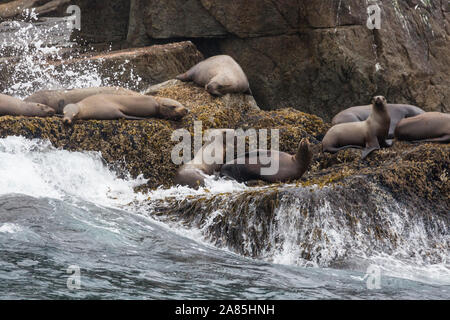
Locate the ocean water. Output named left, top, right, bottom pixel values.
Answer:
left=0, top=137, right=448, bottom=300
left=0, top=15, right=449, bottom=300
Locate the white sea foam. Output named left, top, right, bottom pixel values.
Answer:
left=0, top=136, right=147, bottom=207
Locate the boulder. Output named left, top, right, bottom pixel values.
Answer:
left=0, top=0, right=70, bottom=20
left=73, top=0, right=450, bottom=121
left=0, top=80, right=326, bottom=188
left=52, top=42, right=204, bottom=92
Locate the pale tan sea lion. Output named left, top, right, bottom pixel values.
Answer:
left=62, top=94, right=188, bottom=124
left=394, top=112, right=450, bottom=143
left=323, top=96, right=391, bottom=159
left=220, top=138, right=312, bottom=184
left=174, top=129, right=236, bottom=189
left=0, top=93, right=55, bottom=117
left=25, top=87, right=141, bottom=114
left=332, top=104, right=424, bottom=139
left=176, top=55, right=252, bottom=96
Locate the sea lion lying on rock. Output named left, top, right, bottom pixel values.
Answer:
left=63, top=94, right=188, bottom=124
left=394, top=112, right=450, bottom=143
left=332, top=103, right=424, bottom=139
left=174, top=129, right=236, bottom=189
left=25, top=87, right=141, bottom=114
left=220, top=138, right=312, bottom=184
left=176, top=55, right=252, bottom=96
left=0, top=93, right=55, bottom=117
left=323, top=96, right=391, bottom=159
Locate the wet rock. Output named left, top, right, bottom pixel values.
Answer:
left=144, top=79, right=260, bottom=111
left=73, top=0, right=450, bottom=121
left=69, top=0, right=131, bottom=50
left=53, top=42, right=205, bottom=92
left=0, top=0, right=70, bottom=20
left=0, top=80, right=447, bottom=266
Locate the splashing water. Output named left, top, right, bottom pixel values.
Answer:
left=0, top=16, right=142, bottom=99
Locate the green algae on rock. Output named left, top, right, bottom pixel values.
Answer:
left=0, top=81, right=327, bottom=189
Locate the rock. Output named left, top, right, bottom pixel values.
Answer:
left=53, top=42, right=204, bottom=92
left=144, top=79, right=260, bottom=111
left=0, top=80, right=447, bottom=266
left=73, top=0, right=450, bottom=121
left=69, top=0, right=131, bottom=50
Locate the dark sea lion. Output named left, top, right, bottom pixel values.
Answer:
left=176, top=55, right=252, bottom=96
left=63, top=94, right=188, bottom=124
left=0, top=93, right=55, bottom=117
left=394, top=112, right=450, bottom=143
left=332, top=104, right=424, bottom=138
left=323, top=96, right=391, bottom=159
left=25, top=87, right=141, bottom=114
left=174, top=129, right=236, bottom=189
left=220, top=138, right=312, bottom=184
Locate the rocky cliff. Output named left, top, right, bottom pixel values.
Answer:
left=68, top=0, right=449, bottom=121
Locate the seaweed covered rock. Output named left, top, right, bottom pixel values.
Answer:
left=53, top=42, right=204, bottom=92
left=148, top=140, right=449, bottom=266
left=0, top=80, right=327, bottom=189
left=72, top=0, right=450, bottom=120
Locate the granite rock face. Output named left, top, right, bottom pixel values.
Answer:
left=68, top=0, right=449, bottom=121
left=0, top=0, right=70, bottom=20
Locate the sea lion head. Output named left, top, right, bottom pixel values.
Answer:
left=205, top=81, right=232, bottom=96
left=156, top=97, right=189, bottom=120
left=372, top=95, right=387, bottom=109
left=63, top=103, right=80, bottom=125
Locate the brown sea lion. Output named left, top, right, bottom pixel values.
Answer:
left=25, top=87, right=141, bottom=114
left=174, top=129, right=236, bottom=189
left=332, top=103, right=424, bottom=139
left=394, top=112, right=450, bottom=143
left=176, top=55, right=252, bottom=96
left=62, top=94, right=188, bottom=124
left=220, top=138, right=312, bottom=184
left=323, top=96, right=391, bottom=159
left=0, top=93, right=55, bottom=117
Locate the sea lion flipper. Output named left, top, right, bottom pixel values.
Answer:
left=361, top=147, right=377, bottom=159
left=122, top=114, right=147, bottom=120
left=361, top=138, right=380, bottom=159
left=176, top=71, right=192, bottom=82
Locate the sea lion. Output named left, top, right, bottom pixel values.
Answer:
left=220, top=138, right=312, bottom=184
left=176, top=55, right=252, bottom=96
left=25, top=87, right=141, bottom=114
left=332, top=103, right=424, bottom=138
left=394, top=112, right=450, bottom=143
left=63, top=94, right=188, bottom=124
left=174, top=129, right=236, bottom=189
left=323, top=96, right=391, bottom=159
left=0, top=93, right=55, bottom=117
